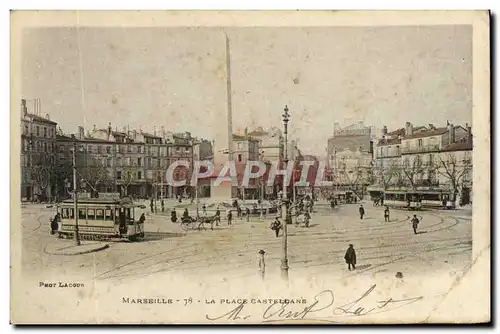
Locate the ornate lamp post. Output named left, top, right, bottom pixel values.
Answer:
left=281, top=105, right=290, bottom=281
left=259, top=150, right=265, bottom=219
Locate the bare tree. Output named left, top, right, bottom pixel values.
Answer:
left=401, top=156, right=424, bottom=189
left=85, top=156, right=109, bottom=192
left=373, top=162, right=396, bottom=190
left=121, top=167, right=135, bottom=196
left=434, top=152, right=472, bottom=200
left=338, top=157, right=364, bottom=197
left=30, top=165, right=50, bottom=199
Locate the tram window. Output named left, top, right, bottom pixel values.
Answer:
left=87, top=209, right=96, bottom=220
left=96, top=209, right=105, bottom=220
left=79, top=209, right=87, bottom=219
left=62, top=208, right=69, bottom=218
left=69, top=209, right=74, bottom=218
left=105, top=209, right=113, bottom=221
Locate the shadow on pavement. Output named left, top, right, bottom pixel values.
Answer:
left=144, top=232, right=186, bottom=241
left=356, top=264, right=372, bottom=270
left=417, top=231, right=428, bottom=234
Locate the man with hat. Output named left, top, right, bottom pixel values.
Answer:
left=344, top=244, right=357, bottom=271
left=270, top=216, right=282, bottom=238
left=258, top=250, right=266, bottom=280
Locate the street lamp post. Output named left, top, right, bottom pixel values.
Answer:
left=259, top=150, right=265, bottom=219
left=281, top=105, right=290, bottom=282
left=71, top=137, right=81, bottom=246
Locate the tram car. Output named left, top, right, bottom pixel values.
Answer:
left=55, top=197, right=146, bottom=241
left=383, top=190, right=422, bottom=210
left=419, top=190, right=455, bottom=209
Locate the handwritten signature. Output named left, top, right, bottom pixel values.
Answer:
left=206, top=284, right=423, bottom=322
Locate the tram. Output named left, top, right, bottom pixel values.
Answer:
left=384, top=190, right=422, bottom=210
left=419, top=190, right=455, bottom=209
left=384, top=189, right=455, bottom=210
left=55, top=197, right=146, bottom=241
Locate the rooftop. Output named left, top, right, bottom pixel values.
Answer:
left=24, top=113, right=57, bottom=125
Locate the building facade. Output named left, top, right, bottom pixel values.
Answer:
left=20, top=99, right=58, bottom=201
left=326, top=121, right=373, bottom=197
left=372, top=121, right=473, bottom=205
left=55, top=124, right=212, bottom=200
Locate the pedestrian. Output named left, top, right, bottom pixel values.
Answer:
left=344, top=244, right=357, bottom=271
left=227, top=210, right=233, bottom=225
left=150, top=198, right=154, bottom=213
left=411, top=214, right=420, bottom=234
left=246, top=207, right=250, bottom=222
left=237, top=206, right=242, bottom=219
left=171, top=208, right=177, bottom=223
left=183, top=208, right=189, bottom=220
left=304, top=210, right=311, bottom=227
left=202, top=204, right=207, bottom=216
left=215, top=208, right=220, bottom=226
left=270, top=217, right=282, bottom=238
left=359, top=204, right=365, bottom=220
left=50, top=212, right=60, bottom=235
left=384, top=206, right=390, bottom=222
left=161, top=199, right=165, bottom=213
left=258, top=250, right=266, bottom=280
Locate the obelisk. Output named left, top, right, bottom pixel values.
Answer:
left=210, top=31, right=234, bottom=200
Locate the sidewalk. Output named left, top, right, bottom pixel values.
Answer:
left=45, top=241, right=109, bottom=256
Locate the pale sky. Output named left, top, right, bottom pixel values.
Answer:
left=22, top=26, right=472, bottom=155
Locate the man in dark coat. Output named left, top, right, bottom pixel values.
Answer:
left=411, top=215, right=420, bottom=234
left=270, top=217, right=282, bottom=238
left=359, top=205, right=365, bottom=220
left=344, top=244, right=356, bottom=271
left=384, top=206, right=390, bottom=222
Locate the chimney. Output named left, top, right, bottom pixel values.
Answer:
left=382, top=125, right=388, bottom=136
left=78, top=126, right=85, bottom=140
left=405, top=122, right=413, bottom=136
left=107, top=122, right=112, bottom=140
left=133, top=130, right=137, bottom=140
left=466, top=123, right=472, bottom=146
left=428, top=123, right=435, bottom=130
left=161, top=126, right=166, bottom=138
left=21, top=99, right=28, bottom=117
left=244, top=127, right=248, bottom=139
left=448, top=122, right=455, bottom=144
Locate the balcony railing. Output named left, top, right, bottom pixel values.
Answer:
left=401, top=144, right=440, bottom=154
left=377, top=152, right=401, bottom=158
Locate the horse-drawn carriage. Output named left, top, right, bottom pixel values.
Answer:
left=181, top=214, right=221, bottom=231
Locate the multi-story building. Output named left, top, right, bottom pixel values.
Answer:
left=165, top=131, right=195, bottom=199
left=20, top=99, right=58, bottom=201
left=326, top=121, right=373, bottom=196
left=55, top=124, right=213, bottom=200
left=232, top=130, right=261, bottom=199
left=247, top=126, right=284, bottom=163
left=372, top=121, right=473, bottom=205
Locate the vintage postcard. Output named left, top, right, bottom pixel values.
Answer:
left=10, top=10, right=490, bottom=324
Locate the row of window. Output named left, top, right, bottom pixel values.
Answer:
left=60, top=207, right=132, bottom=221
left=23, top=124, right=55, bottom=139
left=57, top=144, right=191, bottom=155
left=22, top=140, right=55, bottom=153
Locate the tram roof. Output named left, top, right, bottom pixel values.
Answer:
left=59, top=197, right=136, bottom=206
left=385, top=189, right=446, bottom=194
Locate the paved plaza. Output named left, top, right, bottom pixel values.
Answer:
left=20, top=201, right=472, bottom=285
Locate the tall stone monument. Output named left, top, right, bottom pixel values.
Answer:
left=210, top=32, right=234, bottom=201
